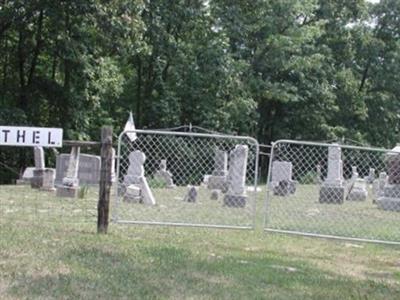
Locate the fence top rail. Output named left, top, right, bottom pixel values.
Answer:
left=273, top=139, right=392, bottom=153
left=119, top=129, right=259, bottom=146
left=63, top=140, right=101, bottom=147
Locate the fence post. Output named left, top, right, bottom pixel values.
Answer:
left=97, top=126, right=113, bottom=234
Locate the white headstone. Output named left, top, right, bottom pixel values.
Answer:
left=123, top=150, right=155, bottom=205
left=325, top=144, right=343, bottom=185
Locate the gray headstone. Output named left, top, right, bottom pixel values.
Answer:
left=56, top=146, right=80, bottom=198
left=208, top=150, right=228, bottom=190
left=271, top=161, right=296, bottom=196
left=377, top=146, right=400, bottom=211
left=210, top=189, right=220, bottom=200
left=56, top=153, right=101, bottom=185
left=373, top=172, right=388, bottom=202
left=34, top=147, right=45, bottom=170
left=223, top=145, right=248, bottom=207
left=319, top=144, right=345, bottom=204
left=347, top=178, right=368, bottom=201
left=154, top=159, right=175, bottom=188
left=325, top=144, right=343, bottom=185
left=183, top=186, right=198, bottom=203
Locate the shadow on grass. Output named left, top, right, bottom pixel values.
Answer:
left=8, top=245, right=398, bottom=300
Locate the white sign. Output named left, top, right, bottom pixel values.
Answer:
left=0, top=126, right=63, bottom=147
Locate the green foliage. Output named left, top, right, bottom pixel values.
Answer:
left=1, top=0, right=400, bottom=183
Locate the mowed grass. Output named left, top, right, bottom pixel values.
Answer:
left=1, top=185, right=400, bottom=299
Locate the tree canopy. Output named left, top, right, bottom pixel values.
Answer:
left=1, top=0, right=399, bottom=146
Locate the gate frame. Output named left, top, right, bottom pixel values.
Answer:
left=264, top=139, right=400, bottom=245
left=113, top=129, right=260, bottom=230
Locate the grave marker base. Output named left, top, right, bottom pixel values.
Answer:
left=319, top=186, right=344, bottom=204
left=223, top=195, right=247, bottom=207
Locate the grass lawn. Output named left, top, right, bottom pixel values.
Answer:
left=1, top=185, right=400, bottom=299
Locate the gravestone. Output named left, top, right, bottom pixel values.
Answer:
left=56, top=146, right=80, bottom=198
left=124, top=185, right=141, bottom=203
left=372, top=172, right=388, bottom=202
left=210, top=189, right=220, bottom=200
left=365, top=168, right=375, bottom=184
left=270, top=161, right=296, bottom=196
left=223, top=145, right=249, bottom=207
left=31, top=147, right=45, bottom=188
left=208, top=149, right=228, bottom=190
left=347, top=176, right=368, bottom=201
left=16, top=167, right=35, bottom=185
left=56, top=153, right=101, bottom=185
left=123, top=150, right=156, bottom=205
left=183, top=185, right=198, bottom=203
left=154, top=159, right=175, bottom=188
left=319, top=144, right=345, bottom=204
left=377, top=146, right=400, bottom=211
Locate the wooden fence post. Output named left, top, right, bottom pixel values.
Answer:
left=97, top=126, right=113, bottom=233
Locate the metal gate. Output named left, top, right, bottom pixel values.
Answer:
left=264, top=140, right=400, bottom=244
left=113, top=130, right=259, bottom=229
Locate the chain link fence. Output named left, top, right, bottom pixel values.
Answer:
left=264, top=140, right=400, bottom=244
left=114, top=130, right=259, bottom=229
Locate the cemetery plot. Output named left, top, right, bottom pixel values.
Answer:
left=114, top=130, right=259, bottom=229
left=265, top=140, right=400, bottom=244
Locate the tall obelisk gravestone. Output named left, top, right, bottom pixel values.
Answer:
left=319, top=144, right=345, bottom=204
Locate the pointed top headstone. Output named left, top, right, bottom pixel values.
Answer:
left=124, top=111, right=137, bottom=142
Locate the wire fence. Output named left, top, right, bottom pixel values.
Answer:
left=113, top=130, right=259, bottom=229
left=265, top=140, right=400, bottom=244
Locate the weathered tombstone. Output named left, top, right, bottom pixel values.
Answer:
left=319, top=144, right=345, bottom=204
left=223, top=145, right=249, bottom=207
left=154, top=159, right=175, bottom=188
left=56, top=146, right=80, bottom=198
left=365, top=168, right=375, bottom=184
left=208, top=149, right=228, bottom=190
left=372, top=172, right=388, bottom=202
left=315, top=164, right=322, bottom=184
left=31, top=147, right=45, bottom=188
left=123, top=150, right=156, bottom=205
left=55, top=153, right=101, bottom=185
left=347, top=179, right=368, bottom=201
left=377, top=146, right=400, bottom=211
left=124, top=185, right=141, bottom=203
left=16, top=167, right=35, bottom=185
left=183, top=185, right=198, bottom=203
left=210, top=189, right=220, bottom=200
left=270, top=161, right=296, bottom=196
left=40, top=169, right=56, bottom=191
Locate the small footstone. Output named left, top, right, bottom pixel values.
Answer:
left=183, top=186, right=198, bottom=203
left=210, top=190, right=220, bottom=200
left=124, top=185, right=142, bottom=203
